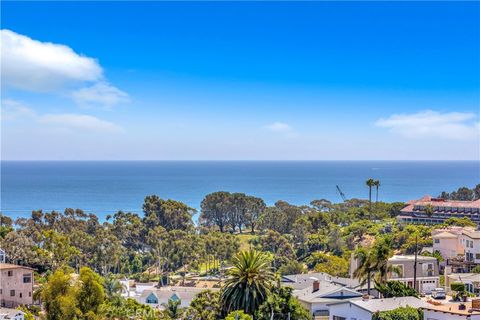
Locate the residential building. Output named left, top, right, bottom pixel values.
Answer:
left=292, top=279, right=363, bottom=320
left=0, top=308, right=25, bottom=320
left=462, top=230, right=480, bottom=264
left=398, top=196, right=480, bottom=225
left=136, top=286, right=219, bottom=309
left=422, top=300, right=480, bottom=320
left=388, top=255, right=439, bottom=294
left=328, top=296, right=428, bottom=320
left=0, top=264, right=34, bottom=308
left=445, top=273, right=480, bottom=294
left=432, top=227, right=470, bottom=260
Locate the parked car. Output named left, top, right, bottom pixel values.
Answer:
left=431, top=288, right=446, bottom=299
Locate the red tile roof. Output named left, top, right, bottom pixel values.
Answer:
left=401, top=195, right=480, bottom=213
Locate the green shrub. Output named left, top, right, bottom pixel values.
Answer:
left=372, top=307, right=423, bottom=320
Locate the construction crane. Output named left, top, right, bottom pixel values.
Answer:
left=336, top=185, right=347, bottom=202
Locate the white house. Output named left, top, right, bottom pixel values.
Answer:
left=328, top=297, right=428, bottom=320
left=293, top=280, right=363, bottom=319
left=0, top=308, right=24, bottom=320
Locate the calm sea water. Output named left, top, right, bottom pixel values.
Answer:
left=1, top=161, right=479, bottom=220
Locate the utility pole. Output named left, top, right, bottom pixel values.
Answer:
left=413, top=235, right=418, bottom=292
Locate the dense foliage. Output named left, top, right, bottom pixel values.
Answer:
left=1, top=182, right=474, bottom=319
left=372, top=307, right=423, bottom=320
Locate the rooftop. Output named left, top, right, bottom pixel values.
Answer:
left=0, top=263, right=34, bottom=271
left=401, top=196, right=480, bottom=213
left=331, top=297, right=428, bottom=313
left=422, top=301, right=480, bottom=316
left=389, top=255, right=437, bottom=262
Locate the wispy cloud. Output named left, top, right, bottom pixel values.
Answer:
left=1, top=99, right=122, bottom=133
left=1, top=29, right=128, bottom=108
left=72, top=82, right=129, bottom=108
left=375, top=110, right=479, bottom=140
left=39, top=114, right=123, bottom=133
left=1, top=99, right=37, bottom=120
left=266, top=122, right=293, bottom=133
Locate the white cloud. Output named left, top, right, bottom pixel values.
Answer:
left=1, top=99, right=122, bottom=133
left=39, top=114, right=123, bottom=133
left=266, top=122, right=292, bottom=133
left=72, top=82, right=129, bottom=108
left=1, top=99, right=37, bottom=120
left=1, top=29, right=102, bottom=91
left=375, top=110, right=479, bottom=140
left=1, top=29, right=128, bottom=108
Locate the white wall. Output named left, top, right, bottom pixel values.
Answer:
left=328, top=303, right=371, bottom=320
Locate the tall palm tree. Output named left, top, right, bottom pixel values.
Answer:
left=374, top=180, right=380, bottom=203
left=221, top=250, right=275, bottom=315
left=366, top=179, right=375, bottom=213
left=353, top=247, right=376, bottom=296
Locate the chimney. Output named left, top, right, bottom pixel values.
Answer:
left=313, top=280, right=320, bottom=292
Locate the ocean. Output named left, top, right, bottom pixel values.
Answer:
left=1, top=161, right=479, bottom=220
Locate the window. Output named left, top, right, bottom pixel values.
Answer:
left=333, top=317, right=346, bottom=320
left=10, top=290, right=15, bottom=297
left=23, top=274, right=31, bottom=283
left=145, top=293, right=158, bottom=304
left=434, top=239, right=440, bottom=244
left=476, top=254, right=480, bottom=260
left=19, top=293, right=22, bottom=298
left=29, top=292, right=31, bottom=297
left=7, top=271, right=13, bottom=277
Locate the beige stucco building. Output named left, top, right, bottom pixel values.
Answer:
left=0, top=264, right=34, bottom=307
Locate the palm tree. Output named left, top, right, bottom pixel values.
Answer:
left=162, top=299, right=183, bottom=319
left=220, top=250, right=275, bottom=315
left=103, top=275, right=124, bottom=299
left=374, top=180, right=380, bottom=203
left=366, top=178, right=375, bottom=212
left=353, top=247, right=376, bottom=296
left=372, top=237, right=396, bottom=284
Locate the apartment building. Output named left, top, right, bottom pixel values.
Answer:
left=388, top=255, right=439, bottom=294
left=0, top=264, right=34, bottom=307
left=398, top=196, right=480, bottom=225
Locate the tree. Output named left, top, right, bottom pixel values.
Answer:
left=424, top=204, right=434, bottom=217
left=185, top=290, right=221, bottom=320
left=103, top=275, right=124, bottom=299
left=354, top=247, right=376, bottom=296
left=372, top=307, right=423, bottom=320
left=374, top=180, right=381, bottom=203
left=372, top=237, right=396, bottom=284
left=200, top=192, right=232, bottom=232
left=244, top=196, right=266, bottom=234
left=278, top=260, right=305, bottom=276
left=225, top=310, right=253, bottom=320
left=162, top=299, right=184, bottom=319
left=366, top=178, right=375, bottom=212
left=143, top=195, right=194, bottom=231
left=374, top=281, right=419, bottom=298
left=41, top=268, right=81, bottom=320
left=306, top=252, right=349, bottom=277
left=77, top=267, right=105, bottom=317
left=258, top=207, right=289, bottom=234
left=221, top=250, right=275, bottom=315
left=256, top=286, right=312, bottom=320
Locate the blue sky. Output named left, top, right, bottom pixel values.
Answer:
left=1, top=1, right=479, bottom=160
